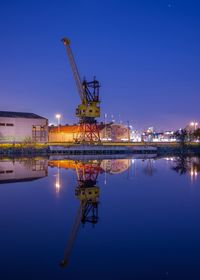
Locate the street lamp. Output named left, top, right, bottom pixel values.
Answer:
left=104, top=113, right=107, bottom=141
left=190, top=121, right=198, bottom=131
left=127, top=120, right=130, bottom=142
left=55, top=114, right=61, bottom=133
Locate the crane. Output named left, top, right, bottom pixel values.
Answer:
left=62, top=38, right=101, bottom=144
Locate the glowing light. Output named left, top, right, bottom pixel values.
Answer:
left=55, top=182, right=60, bottom=189
left=55, top=114, right=62, bottom=133
left=55, top=114, right=61, bottom=120
left=55, top=165, right=61, bottom=193
left=190, top=166, right=198, bottom=181
left=190, top=121, right=198, bottom=130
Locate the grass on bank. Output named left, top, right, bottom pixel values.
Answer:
left=0, top=141, right=200, bottom=149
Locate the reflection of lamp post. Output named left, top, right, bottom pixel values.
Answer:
left=55, top=164, right=61, bottom=193
left=190, top=121, right=198, bottom=131
left=55, top=114, right=61, bottom=133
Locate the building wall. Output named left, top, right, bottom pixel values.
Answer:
left=100, top=124, right=129, bottom=141
left=49, top=131, right=76, bottom=142
left=0, top=117, right=48, bottom=143
left=48, top=125, right=78, bottom=142
left=48, top=123, right=129, bottom=142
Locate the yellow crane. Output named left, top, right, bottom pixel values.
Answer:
left=62, top=38, right=101, bottom=143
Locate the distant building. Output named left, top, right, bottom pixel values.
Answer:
left=100, top=123, right=130, bottom=142
left=0, top=111, right=48, bottom=143
left=142, top=129, right=176, bottom=142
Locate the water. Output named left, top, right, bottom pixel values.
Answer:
left=0, top=155, right=200, bottom=280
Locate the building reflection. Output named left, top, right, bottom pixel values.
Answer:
left=142, top=159, right=156, bottom=176
left=0, top=158, right=48, bottom=183
left=49, top=158, right=131, bottom=175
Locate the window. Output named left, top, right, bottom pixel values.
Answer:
left=32, top=160, right=46, bottom=171
left=0, top=170, right=13, bottom=174
left=32, top=125, right=47, bottom=142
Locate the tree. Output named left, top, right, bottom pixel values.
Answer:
left=192, top=128, right=200, bottom=141
left=174, top=129, right=188, bottom=146
left=171, top=156, right=189, bottom=175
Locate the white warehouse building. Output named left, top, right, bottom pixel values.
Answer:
left=0, top=111, right=48, bottom=143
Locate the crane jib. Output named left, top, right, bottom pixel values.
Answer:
left=62, top=38, right=84, bottom=101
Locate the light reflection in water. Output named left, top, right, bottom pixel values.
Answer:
left=190, top=166, right=198, bottom=181
left=167, top=156, right=200, bottom=181
left=55, top=163, right=61, bottom=193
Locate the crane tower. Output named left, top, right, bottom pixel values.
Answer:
left=62, top=38, right=101, bottom=144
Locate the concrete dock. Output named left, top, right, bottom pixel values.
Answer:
left=49, top=144, right=157, bottom=155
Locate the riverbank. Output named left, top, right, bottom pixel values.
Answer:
left=0, top=142, right=200, bottom=156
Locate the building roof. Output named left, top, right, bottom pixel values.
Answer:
left=0, top=177, right=45, bottom=184
left=0, top=111, right=47, bottom=120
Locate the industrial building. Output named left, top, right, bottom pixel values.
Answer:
left=0, top=111, right=48, bottom=143
left=48, top=123, right=130, bottom=142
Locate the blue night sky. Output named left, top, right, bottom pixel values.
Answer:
left=0, top=0, right=199, bottom=131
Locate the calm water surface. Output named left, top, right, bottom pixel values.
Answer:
left=0, top=155, right=200, bottom=280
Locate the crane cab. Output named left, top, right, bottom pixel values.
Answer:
left=75, top=186, right=99, bottom=201
left=76, top=102, right=100, bottom=119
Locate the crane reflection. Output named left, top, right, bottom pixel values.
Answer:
left=48, top=158, right=131, bottom=267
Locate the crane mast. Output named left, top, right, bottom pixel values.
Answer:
left=62, top=37, right=101, bottom=143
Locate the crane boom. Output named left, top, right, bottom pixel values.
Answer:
left=60, top=205, right=82, bottom=267
left=62, top=38, right=84, bottom=101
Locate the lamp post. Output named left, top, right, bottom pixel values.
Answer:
left=55, top=114, right=61, bottom=133
left=127, top=120, right=130, bottom=142
left=104, top=113, right=107, bottom=141
left=190, top=121, right=198, bottom=131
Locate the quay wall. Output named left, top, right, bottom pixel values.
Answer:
left=0, top=143, right=200, bottom=156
